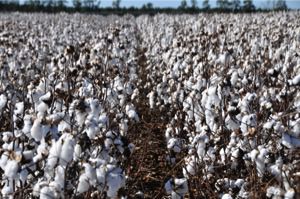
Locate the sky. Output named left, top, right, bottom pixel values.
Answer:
left=18, top=0, right=300, bottom=9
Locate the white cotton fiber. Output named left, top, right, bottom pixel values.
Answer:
left=4, top=160, right=19, bottom=179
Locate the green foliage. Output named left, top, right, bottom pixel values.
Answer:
left=179, top=0, right=188, bottom=9
left=0, top=0, right=290, bottom=14
left=202, top=0, right=210, bottom=10
left=243, top=0, right=255, bottom=11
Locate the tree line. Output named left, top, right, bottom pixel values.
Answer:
left=0, top=0, right=289, bottom=14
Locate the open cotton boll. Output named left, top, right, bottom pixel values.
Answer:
left=60, top=134, right=75, bottom=166
left=0, top=94, right=7, bottom=112
left=106, top=171, right=125, bottom=198
left=40, top=186, right=55, bottom=199
left=14, top=102, right=24, bottom=115
left=73, top=143, right=82, bottom=161
left=31, top=118, right=44, bottom=142
left=164, top=179, right=173, bottom=194
left=147, top=91, right=155, bottom=109
left=291, top=74, right=300, bottom=85
left=36, top=102, right=49, bottom=117
left=266, top=186, right=284, bottom=198
left=1, top=181, right=13, bottom=197
left=4, top=160, right=19, bottom=179
left=22, top=114, right=32, bottom=136
left=77, top=173, right=90, bottom=194
left=47, top=139, right=63, bottom=170
left=84, top=163, right=97, bottom=186
left=96, top=164, right=106, bottom=187
left=174, top=178, right=188, bottom=196
left=240, top=114, right=257, bottom=136
left=281, top=133, right=300, bottom=148
left=222, top=194, right=233, bottom=199
left=167, top=138, right=181, bottom=153
left=284, top=188, right=295, bottom=199
left=54, top=166, right=65, bottom=190
left=184, top=156, right=196, bottom=176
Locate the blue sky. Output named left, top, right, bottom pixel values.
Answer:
left=18, top=0, right=300, bottom=9
left=101, top=0, right=300, bottom=9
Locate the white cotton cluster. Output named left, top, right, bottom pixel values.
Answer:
left=47, top=134, right=75, bottom=169
left=249, top=146, right=268, bottom=177
left=31, top=118, right=49, bottom=142
left=165, top=178, right=188, bottom=199
left=1, top=12, right=300, bottom=199
left=125, top=104, right=139, bottom=122
left=4, top=160, right=19, bottom=179
left=0, top=94, right=7, bottom=112
left=167, top=138, right=181, bottom=153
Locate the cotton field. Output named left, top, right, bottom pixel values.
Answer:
left=0, top=12, right=299, bottom=199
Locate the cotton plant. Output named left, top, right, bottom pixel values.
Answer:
left=165, top=178, right=188, bottom=199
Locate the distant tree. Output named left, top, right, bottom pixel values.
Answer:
left=142, top=2, right=153, bottom=9
left=179, top=0, right=188, bottom=9
left=46, top=0, right=54, bottom=7
left=190, top=0, right=197, bottom=8
left=231, top=0, right=240, bottom=10
left=217, top=0, right=230, bottom=10
left=243, top=0, right=255, bottom=11
left=83, top=0, right=100, bottom=9
left=112, top=0, right=121, bottom=9
left=202, top=0, right=210, bottom=10
left=56, top=0, right=67, bottom=8
left=274, top=0, right=287, bottom=10
left=73, top=0, right=82, bottom=10
left=25, top=0, right=40, bottom=6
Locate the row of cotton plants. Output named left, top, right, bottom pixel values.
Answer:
left=0, top=13, right=140, bottom=198
left=139, top=13, right=300, bottom=198
left=0, top=12, right=300, bottom=199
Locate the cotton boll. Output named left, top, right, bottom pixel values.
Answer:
left=58, top=120, right=71, bottom=132
left=219, top=148, right=226, bottom=164
left=19, top=169, right=28, bottom=185
left=1, top=181, right=13, bottom=197
left=54, top=166, right=65, bottom=190
left=22, top=114, right=32, bottom=137
left=14, top=102, right=24, bottom=115
left=269, top=157, right=283, bottom=181
left=77, top=174, right=90, bottom=194
left=0, top=94, right=7, bottom=112
left=174, top=178, right=188, bottom=196
left=75, top=111, right=87, bottom=127
left=40, top=186, right=55, bottom=199
left=99, top=113, right=109, bottom=128
left=240, top=114, right=257, bottom=136
left=291, top=74, right=300, bottom=85
left=127, top=109, right=139, bottom=122
left=84, top=163, right=97, bottom=186
left=184, top=156, right=196, bottom=176
left=36, top=102, right=49, bottom=117
left=106, top=172, right=125, bottom=198
left=222, top=194, right=233, bottom=199
left=167, top=138, right=181, bottom=153
left=96, top=164, right=106, bottom=187
left=281, top=133, right=300, bottom=148
left=73, top=143, right=82, bottom=161
left=164, top=179, right=173, bottom=194
left=284, top=188, right=295, bottom=199
left=60, top=134, right=75, bottom=166
left=266, top=186, right=284, bottom=198
left=31, top=118, right=44, bottom=142
left=47, top=139, right=63, bottom=170
left=4, top=160, right=19, bottom=179
left=197, top=140, right=206, bottom=158
left=234, top=179, right=245, bottom=188
left=147, top=91, right=155, bottom=109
